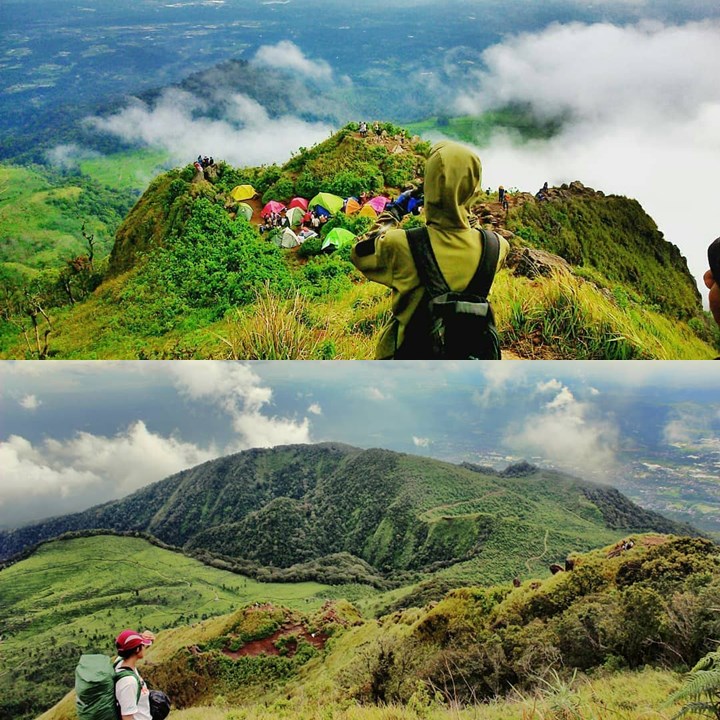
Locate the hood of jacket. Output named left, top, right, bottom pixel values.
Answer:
left=423, top=140, right=483, bottom=231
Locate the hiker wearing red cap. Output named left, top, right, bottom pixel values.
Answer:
left=115, top=629, right=155, bottom=720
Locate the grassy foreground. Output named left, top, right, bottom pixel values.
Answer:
left=39, top=667, right=683, bottom=720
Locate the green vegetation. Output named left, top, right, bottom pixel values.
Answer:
left=507, top=192, right=701, bottom=320
left=78, top=148, right=172, bottom=193
left=0, top=534, right=349, bottom=720
left=0, top=163, right=136, bottom=271
left=0, top=123, right=716, bottom=359
left=31, top=534, right=720, bottom=720
left=406, top=105, right=565, bottom=146
left=0, top=445, right=697, bottom=593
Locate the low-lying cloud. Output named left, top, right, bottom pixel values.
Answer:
left=507, top=380, right=619, bottom=476
left=0, top=422, right=217, bottom=527
left=89, top=87, right=333, bottom=168
left=456, top=20, right=720, bottom=289
left=254, top=40, right=334, bottom=81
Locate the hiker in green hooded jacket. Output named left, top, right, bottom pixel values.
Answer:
left=351, top=140, right=509, bottom=359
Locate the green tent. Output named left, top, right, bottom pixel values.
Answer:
left=309, top=192, right=344, bottom=216
left=285, top=206, right=306, bottom=226
left=236, top=202, right=253, bottom=221
left=321, top=227, right=356, bottom=251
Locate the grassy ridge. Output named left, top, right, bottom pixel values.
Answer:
left=33, top=535, right=720, bottom=720
left=0, top=445, right=695, bottom=598
left=0, top=534, right=356, bottom=720
left=0, top=123, right=717, bottom=359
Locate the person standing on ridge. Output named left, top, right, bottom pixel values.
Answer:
left=351, top=140, right=509, bottom=359
left=705, top=237, right=720, bottom=328
left=114, top=629, right=155, bottom=720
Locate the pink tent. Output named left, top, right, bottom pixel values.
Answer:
left=288, top=197, right=309, bottom=210
left=261, top=200, right=286, bottom=218
left=367, top=196, right=389, bottom=213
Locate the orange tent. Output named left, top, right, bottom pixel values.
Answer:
left=345, top=198, right=361, bottom=215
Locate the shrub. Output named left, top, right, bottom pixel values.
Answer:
left=261, top=176, right=295, bottom=205
left=124, top=198, right=293, bottom=326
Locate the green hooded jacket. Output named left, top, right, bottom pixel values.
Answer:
left=351, top=140, right=509, bottom=359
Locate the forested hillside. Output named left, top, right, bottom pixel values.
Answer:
left=0, top=444, right=698, bottom=589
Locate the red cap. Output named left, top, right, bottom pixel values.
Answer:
left=115, top=630, right=153, bottom=653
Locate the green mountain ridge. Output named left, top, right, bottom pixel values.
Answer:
left=8, top=532, right=720, bottom=720
left=0, top=443, right=698, bottom=587
left=1, top=121, right=716, bottom=359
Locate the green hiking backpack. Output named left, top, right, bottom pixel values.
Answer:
left=402, top=226, right=501, bottom=360
left=75, top=654, right=141, bottom=720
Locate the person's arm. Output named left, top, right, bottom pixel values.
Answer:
left=350, top=211, right=401, bottom=286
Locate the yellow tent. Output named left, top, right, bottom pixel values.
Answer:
left=230, top=184, right=256, bottom=202
left=358, top=203, right=378, bottom=219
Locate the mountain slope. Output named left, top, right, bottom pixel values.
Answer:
left=0, top=534, right=347, bottom=720
left=1, top=123, right=716, bottom=359
left=0, top=444, right=698, bottom=586
left=30, top=534, right=720, bottom=720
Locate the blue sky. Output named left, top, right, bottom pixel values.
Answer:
left=1, top=361, right=718, bottom=528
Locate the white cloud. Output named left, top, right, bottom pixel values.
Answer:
left=508, top=384, right=619, bottom=474
left=0, top=423, right=217, bottom=527
left=536, top=379, right=563, bottom=394
left=18, top=394, right=41, bottom=410
left=368, top=387, right=389, bottom=401
left=168, top=361, right=312, bottom=449
left=663, top=406, right=717, bottom=447
left=545, top=386, right=576, bottom=410
left=413, top=436, right=431, bottom=447
left=455, top=20, right=720, bottom=290
left=254, top=41, right=333, bottom=81
left=307, top=403, right=322, bottom=415
left=88, top=87, right=334, bottom=167
left=473, top=363, right=518, bottom=406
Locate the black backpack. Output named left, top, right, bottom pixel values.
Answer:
left=400, top=226, right=501, bottom=360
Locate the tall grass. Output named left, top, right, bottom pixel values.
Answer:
left=217, top=282, right=388, bottom=360
left=39, top=669, right=677, bottom=720
left=492, top=270, right=715, bottom=360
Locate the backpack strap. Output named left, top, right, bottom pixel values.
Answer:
left=406, top=226, right=449, bottom=297
left=116, top=665, right=143, bottom=704
left=406, top=226, right=500, bottom=299
left=466, top=228, right=500, bottom=298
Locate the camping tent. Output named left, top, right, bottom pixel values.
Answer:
left=358, top=203, right=377, bottom=219
left=321, top=227, right=356, bottom=251
left=309, top=192, right=344, bottom=216
left=344, top=198, right=361, bottom=215
left=280, top=228, right=301, bottom=248
left=236, top=202, right=253, bottom=221
left=230, top=185, right=256, bottom=202
left=285, top=206, right=306, bottom=226
left=261, top=200, right=286, bottom=218
left=288, top=197, right=309, bottom=210
left=366, top=196, right=389, bottom=213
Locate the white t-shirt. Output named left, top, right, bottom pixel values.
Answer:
left=115, top=666, right=152, bottom=720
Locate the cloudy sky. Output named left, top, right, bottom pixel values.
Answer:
left=1, top=361, right=718, bottom=530
left=23, top=0, right=715, bottom=296
left=454, top=18, right=720, bottom=293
